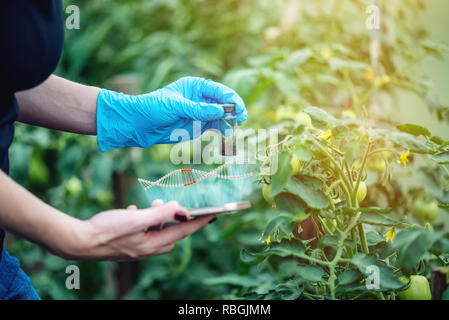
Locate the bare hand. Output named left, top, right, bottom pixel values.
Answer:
left=65, top=200, right=215, bottom=261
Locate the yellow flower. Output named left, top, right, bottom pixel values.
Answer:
left=320, top=48, right=333, bottom=60
left=341, top=109, right=357, bottom=119
left=373, top=74, right=391, bottom=86
left=400, top=149, right=410, bottom=167
left=263, top=235, right=271, bottom=244
left=381, top=75, right=391, bottom=84
left=364, top=68, right=374, bottom=80
left=386, top=228, right=395, bottom=242
left=373, top=76, right=383, bottom=86
left=318, top=130, right=332, bottom=140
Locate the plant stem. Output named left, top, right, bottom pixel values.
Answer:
left=351, top=228, right=358, bottom=254
left=311, top=138, right=353, bottom=207
left=352, top=142, right=371, bottom=254
left=357, top=224, right=369, bottom=254
left=441, top=165, right=449, bottom=178
left=367, top=148, right=400, bottom=157
left=327, top=212, right=362, bottom=299
left=352, top=142, right=370, bottom=205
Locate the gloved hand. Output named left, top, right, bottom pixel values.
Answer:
left=96, top=76, right=247, bottom=152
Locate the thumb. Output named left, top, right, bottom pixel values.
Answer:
left=133, top=201, right=190, bottom=231
left=176, top=98, right=224, bottom=121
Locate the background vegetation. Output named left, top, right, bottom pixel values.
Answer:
left=6, top=0, right=449, bottom=299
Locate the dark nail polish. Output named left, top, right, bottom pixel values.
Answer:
left=208, top=217, right=217, bottom=224
left=174, top=212, right=188, bottom=222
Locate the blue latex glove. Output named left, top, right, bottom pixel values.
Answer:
left=96, top=77, right=247, bottom=152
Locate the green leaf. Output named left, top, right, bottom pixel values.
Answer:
left=343, top=139, right=365, bottom=165
left=281, top=48, right=313, bottom=70
left=430, top=234, right=449, bottom=255
left=269, top=151, right=292, bottom=197
left=222, top=68, right=259, bottom=99
left=359, top=213, right=401, bottom=227
left=303, top=106, right=336, bottom=129
left=294, top=144, right=312, bottom=162
left=292, top=124, right=305, bottom=136
left=328, top=58, right=370, bottom=71
left=285, top=176, right=329, bottom=209
left=351, top=254, right=404, bottom=290
left=391, top=132, right=430, bottom=153
left=317, top=235, right=355, bottom=250
left=358, top=206, right=392, bottom=214
left=262, top=214, right=295, bottom=240
left=430, top=136, right=444, bottom=145
left=336, top=269, right=361, bottom=287
left=331, top=125, right=350, bottom=140
left=275, top=279, right=304, bottom=300
left=240, top=249, right=266, bottom=264
left=365, top=230, right=386, bottom=247
left=266, top=239, right=308, bottom=258
left=203, top=273, right=271, bottom=288
left=396, top=123, right=431, bottom=137
left=422, top=40, right=449, bottom=56
left=431, top=151, right=449, bottom=164
left=393, top=227, right=442, bottom=273
left=274, top=193, right=306, bottom=214
left=272, top=71, right=301, bottom=99
left=240, top=240, right=308, bottom=265
left=296, top=264, right=325, bottom=282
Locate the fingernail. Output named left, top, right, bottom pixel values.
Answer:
left=174, top=212, right=188, bottom=222
left=208, top=217, right=217, bottom=224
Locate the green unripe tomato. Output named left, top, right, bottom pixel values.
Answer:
left=291, top=154, right=301, bottom=175
left=398, top=275, right=431, bottom=300
left=412, top=199, right=440, bottom=222
left=262, top=184, right=274, bottom=204
left=66, top=176, right=82, bottom=196
left=295, top=112, right=312, bottom=127
left=323, top=218, right=337, bottom=234
left=356, top=181, right=367, bottom=203
left=371, top=158, right=386, bottom=173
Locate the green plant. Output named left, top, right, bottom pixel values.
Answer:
left=239, top=106, right=449, bottom=300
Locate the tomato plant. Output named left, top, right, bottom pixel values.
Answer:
left=238, top=106, right=449, bottom=300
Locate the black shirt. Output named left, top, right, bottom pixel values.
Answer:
left=0, top=1, right=64, bottom=254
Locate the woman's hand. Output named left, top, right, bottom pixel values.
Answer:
left=63, top=200, right=215, bottom=261
left=0, top=170, right=215, bottom=262
left=96, top=76, right=247, bottom=151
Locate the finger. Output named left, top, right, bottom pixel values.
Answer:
left=198, top=79, right=246, bottom=120
left=130, top=201, right=189, bottom=233
left=127, top=205, right=138, bottom=210
left=152, top=244, right=175, bottom=256
left=235, top=108, right=248, bottom=126
left=175, top=97, right=224, bottom=121
left=147, top=215, right=215, bottom=248
left=151, top=199, right=164, bottom=207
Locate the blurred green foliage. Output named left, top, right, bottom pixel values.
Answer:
left=7, top=0, right=448, bottom=299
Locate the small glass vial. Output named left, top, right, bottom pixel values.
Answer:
left=221, top=103, right=236, bottom=156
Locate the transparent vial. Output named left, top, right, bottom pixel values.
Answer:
left=220, top=103, right=236, bottom=156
